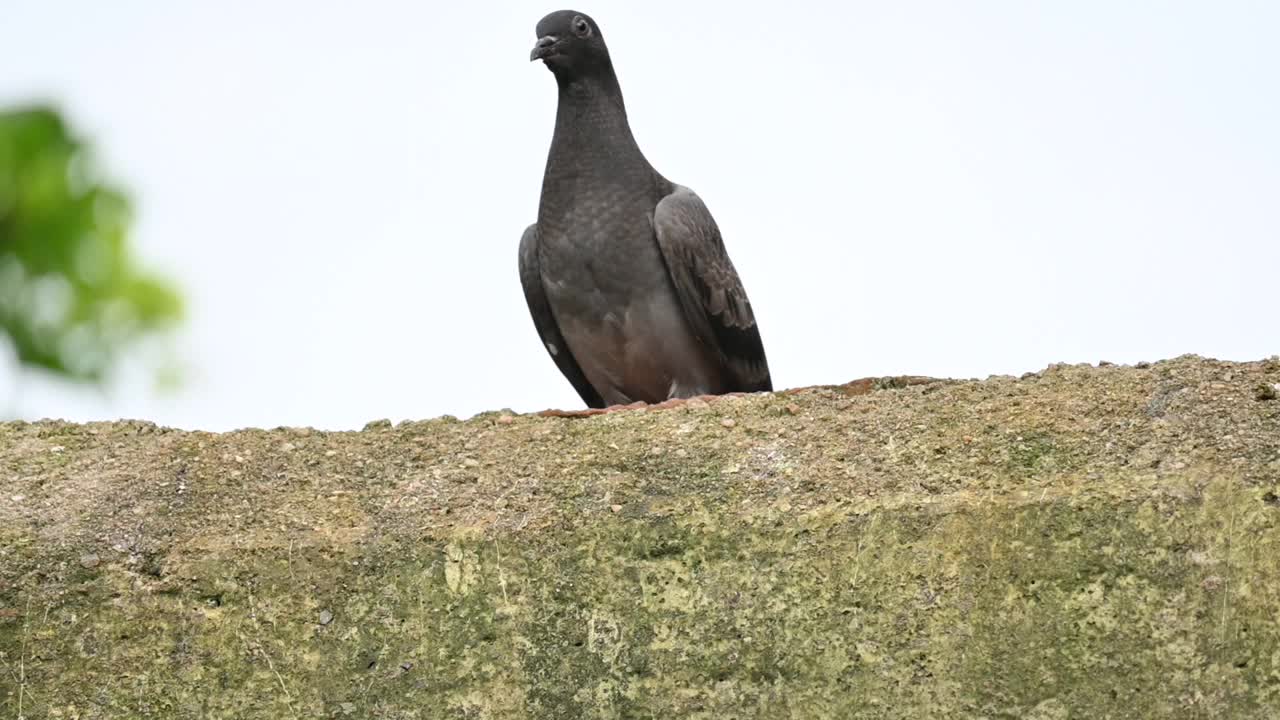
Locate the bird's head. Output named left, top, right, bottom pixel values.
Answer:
left=530, top=10, right=612, bottom=80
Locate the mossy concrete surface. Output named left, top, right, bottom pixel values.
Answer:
left=3, top=356, right=1280, bottom=718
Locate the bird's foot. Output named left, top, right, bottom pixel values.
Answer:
left=535, top=392, right=751, bottom=419
left=535, top=401, right=648, bottom=419
left=645, top=392, right=748, bottom=410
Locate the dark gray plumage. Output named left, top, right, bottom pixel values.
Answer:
left=520, top=9, right=771, bottom=409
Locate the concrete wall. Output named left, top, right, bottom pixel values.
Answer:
left=2, top=356, right=1279, bottom=718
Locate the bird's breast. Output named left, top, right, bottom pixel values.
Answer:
left=538, top=222, right=668, bottom=306
left=536, top=171, right=665, bottom=278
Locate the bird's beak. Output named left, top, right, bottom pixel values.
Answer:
left=530, top=35, right=559, bottom=62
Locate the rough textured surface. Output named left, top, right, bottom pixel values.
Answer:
left=3, top=355, right=1280, bottom=718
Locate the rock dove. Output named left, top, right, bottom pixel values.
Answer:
left=520, top=9, right=772, bottom=409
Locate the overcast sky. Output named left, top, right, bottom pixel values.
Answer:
left=1, top=1, right=1277, bottom=431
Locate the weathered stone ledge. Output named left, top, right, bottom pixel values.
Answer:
left=2, top=355, right=1279, bottom=718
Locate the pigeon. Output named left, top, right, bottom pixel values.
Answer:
left=520, top=9, right=771, bottom=409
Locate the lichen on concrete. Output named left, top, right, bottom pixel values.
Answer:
left=2, top=355, right=1280, bottom=718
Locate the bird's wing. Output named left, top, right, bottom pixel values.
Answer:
left=518, top=224, right=607, bottom=408
left=652, top=186, right=772, bottom=392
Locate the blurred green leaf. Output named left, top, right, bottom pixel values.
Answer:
left=0, top=104, right=182, bottom=385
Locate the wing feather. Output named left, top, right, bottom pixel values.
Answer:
left=518, top=224, right=606, bottom=408
left=652, top=188, right=772, bottom=392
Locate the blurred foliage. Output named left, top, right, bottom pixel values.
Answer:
left=0, top=104, right=181, bottom=385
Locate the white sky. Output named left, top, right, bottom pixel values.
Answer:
left=1, top=1, right=1277, bottom=431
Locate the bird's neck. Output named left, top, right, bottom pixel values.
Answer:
left=548, top=72, right=647, bottom=173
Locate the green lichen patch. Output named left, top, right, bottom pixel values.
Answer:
left=3, top=356, right=1280, bottom=718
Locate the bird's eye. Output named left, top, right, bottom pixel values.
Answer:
left=572, top=17, right=591, bottom=37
